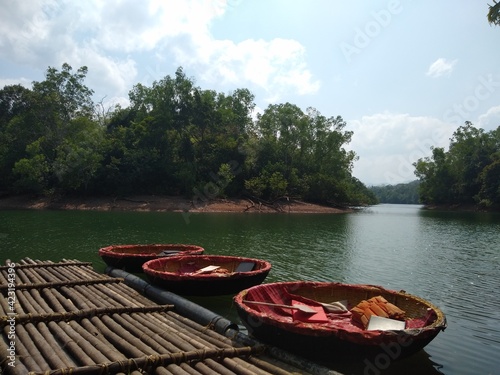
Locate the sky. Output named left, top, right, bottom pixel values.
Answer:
left=1, top=0, right=499, bottom=185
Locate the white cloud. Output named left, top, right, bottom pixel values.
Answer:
left=347, top=112, right=456, bottom=184
left=0, top=0, right=318, bottom=104
left=426, top=57, right=458, bottom=78
left=477, top=105, right=500, bottom=131
left=0, top=77, right=33, bottom=89
left=187, top=37, right=320, bottom=102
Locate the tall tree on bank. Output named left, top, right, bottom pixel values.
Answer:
left=413, top=122, right=500, bottom=208
left=0, top=64, right=104, bottom=194
left=245, top=103, right=372, bottom=205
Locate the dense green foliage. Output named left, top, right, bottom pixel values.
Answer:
left=0, top=64, right=377, bottom=206
left=369, top=180, right=420, bottom=204
left=488, top=1, right=500, bottom=26
left=413, top=122, right=500, bottom=208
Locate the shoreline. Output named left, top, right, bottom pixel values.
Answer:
left=0, top=194, right=351, bottom=214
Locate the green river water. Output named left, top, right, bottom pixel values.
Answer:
left=1, top=204, right=499, bottom=374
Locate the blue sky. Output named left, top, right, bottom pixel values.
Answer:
left=1, top=0, right=499, bottom=185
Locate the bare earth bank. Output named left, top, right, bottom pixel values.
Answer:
left=0, top=195, right=350, bottom=214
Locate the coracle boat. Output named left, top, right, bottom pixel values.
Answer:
left=99, top=244, right=204, bottom=273
left=142, top=255, right=272, bottom=296
left=234, top=281, right=446, bottom=361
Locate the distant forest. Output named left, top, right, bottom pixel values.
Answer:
left=369, top=180, right=420, bottom=204
left=0, top=64, right=378, bottom=206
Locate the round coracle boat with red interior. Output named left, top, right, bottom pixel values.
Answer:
left=143, top=254, right=271, bottom=296
left=99, top=244, right=204, bottom=273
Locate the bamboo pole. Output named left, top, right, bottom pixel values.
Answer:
left=115, top=313, right=186, bottom=354
left=15, top=287, right=79, bottom=369
left=162, top=311, right=236, bottom=348
left=1, top=305, right=174, bottom=327
left=0, top=335, right=31, bottom=375
left=161, top=364, right=208, bottom=375
left=106, top=267, right=238, bottom=334
left=0, top=269, right=8, bottom=285
left=0, top=278, right=124, bottom=291
left=78, top=318, right=130, bottom=359
left=3, top=330, right=43, bottom=373
left=89, top=316, right=154, bottom=358
left=94, top=283, right=143, bottom=307
left=146, top=312, right=227, bottom=351
left=39, top=288, right=66, bottom=312
left=67, top=320, right=127, bottom=362
left=37, top=322, right=79, bottom=368
left=110, top=282, right=158, bottom=306
left=222, top=357, right=272, bottom=375
left=13, top=268, right=31, bottom=285
left=130, top=312, right=264, bottom=375
left=62, top=260, right=109, bottom=281
left=59, top=285, right=94, bottom=310
left=52, top=319, right=110, bottom=365
left=23, top=322, right=64, bottom=370
left=0, top=261, right=92, bottom=270
left=172, top=363, right=208, bottom=375
left=7, top=324, right=50, bottom=370
left=44, top=262, right=94, bottom=283
left=42, top=287, right=79, bottom=312
left=73, top=284, right=113, bottom=309
left=26, top=347, right=259, bottom=375
left=132, top=313, right=211, bottom=350
left=0, top=293, right=9, bottom=316
left=113, top=311, right=252, bottom=375
left=195, top=359, right=239, bottom=375
left=249, top=355, right=310, bottom=375
left=15, top=262, right=143, bottom=367
left=29, top=288, right=54, bottom=313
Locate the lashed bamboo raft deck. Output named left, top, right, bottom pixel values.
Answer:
left=0, top=258, right=340, bottom=375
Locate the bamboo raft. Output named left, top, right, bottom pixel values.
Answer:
left=0, top=258, right=341, bottom=375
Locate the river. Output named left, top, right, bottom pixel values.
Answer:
left=1, top=204, right=499, bottom=374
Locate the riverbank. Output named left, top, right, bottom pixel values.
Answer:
left=0, top=194, right=350, bottom=214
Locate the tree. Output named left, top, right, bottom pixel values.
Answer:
left=414, top=147, right=454, bottom=204
left=0, top=85, right=39, bottom=190
left=488, top=1, right=500, bottom=26
left=8, top=64, right=98, bottom=194
left=414, top=123, right=500, bottom=207
left=246, top=104, right=368, bottom=204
